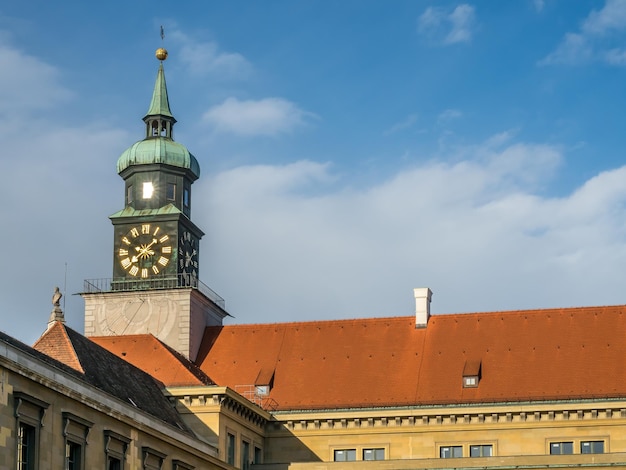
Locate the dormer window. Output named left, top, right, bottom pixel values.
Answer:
left=464, top=376, right=478, bottom=388
left=463, top=359, right=482, bottom=388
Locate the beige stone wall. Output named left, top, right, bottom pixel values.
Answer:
left=0, top=348, right=229, bottom=470
left=83, top=288, right=224, bottom=360
left=169, top=387, right=269, bottom=468
left=261, top=401, right=626, bottom=465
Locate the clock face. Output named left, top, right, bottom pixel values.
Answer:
left=179, top=230, right=199, bottom=278
left=117, top=224, right=172, bottom=278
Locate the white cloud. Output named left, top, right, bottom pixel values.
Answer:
left=417, top=4, right=477, bottom=45
left=195, top=134, right=626, bottom=326
left=0, top=42, right=72, bottom=115
left=168, top=29, right=252, bottom=78
left=539, top=33, right=593, bottom=65
left=582, top=0, right=626, bottom=35
left=202, top=97, right=315, bottom=136
left=604, top=47, right=626, bottom=64
left=542, top=0, right=626, bottom=66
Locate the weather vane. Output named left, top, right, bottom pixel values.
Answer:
left=156, top=25, right=168, bottom=61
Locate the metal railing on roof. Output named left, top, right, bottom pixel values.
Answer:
left=83, top=275, right=225, bottom=309
left=234, top=385, right=279, bottom=411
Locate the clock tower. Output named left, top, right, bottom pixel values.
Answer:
left=82, top=48, right=228, bottom=360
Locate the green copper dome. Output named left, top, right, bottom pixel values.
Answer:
left=117, top=138, right=200, bottom=177
left=116, top=58, right=200, bottom=178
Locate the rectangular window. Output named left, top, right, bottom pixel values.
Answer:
left=253, top=446, right=262, bottom=465
left=470, top=445, right=493, bottom=457
left=17, top=422, right=36, bottom=470
left=14, top=392, right=49, bottom=470
left=183, top=187, right=190, bottom=207
left=227, top=433, right=235, bottom=465
left=440, top=446, right=463, bottom=458
left=142, top=181, right=154, bottom=199
left=107, top=457, right=121, bottom=470
left=242, top=441, right=250, bottom=470
left=62, top=412, right=92, bottom=470
left=550, top=442, right=574, bottom=455
left=166, top=183, right=176, bottom=201
left=363, top=448, right=385, bottom=460
left=66, top=441, right=82, bottom=470
left=103, top=431, right=129, bottom=470
left=334, top=449, right=356, bottom=461
left=127, top=185, right=133, bottom=204
left=581, top=441, right=604, bottom=454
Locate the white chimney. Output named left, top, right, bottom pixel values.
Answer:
left=414, top=287, right=432, bottom=328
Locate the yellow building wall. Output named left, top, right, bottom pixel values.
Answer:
left=261, top=402, right=626, bottom=465
left=0, top=363, right=229, bottom=470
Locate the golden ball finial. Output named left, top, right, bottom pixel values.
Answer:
left=155, top=48, right=168, bottom=61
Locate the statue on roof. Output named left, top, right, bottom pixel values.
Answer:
left=48, top=287, right=65, bottom=327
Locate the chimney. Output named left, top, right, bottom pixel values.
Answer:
left=414, top=287, right=432, bottom=328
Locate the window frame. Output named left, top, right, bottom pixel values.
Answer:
left=470, top=444, right=493, bottom=457
left=550, top=441, right=574, bottom=455
left=333, top=449, right=357, bottom=462
left=62, top=412, right=93, bottom=470
left=226, top=432, right=236, bottom=466
left=103, top=430, right=130, bottom=470
left=241, top=440, right=251, bottom=470
left=14, top=392, right=49, bottom=470
left=581, top=440, right=605, bottom=454
left=362, top=448, right=385, bottom=461
left=440, top=445, right=463, bottom=458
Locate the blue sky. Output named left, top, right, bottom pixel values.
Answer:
left=2, top=0, right=626, bottom=344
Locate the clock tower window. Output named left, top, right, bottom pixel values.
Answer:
left=142, top=182, right=154, bottom=199
left=126, top=185, right=133, bottom=204
left=166, top=183, right=176, bottom=201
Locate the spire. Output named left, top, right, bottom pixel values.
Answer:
left=145, top=62, right=174, bottom=120
left=143, top=49, right=176, bottom=139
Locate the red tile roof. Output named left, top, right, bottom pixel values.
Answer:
left=90, top=334, right=214, bottom=387
left=33, top=321, right=84, bottom=373
left=194, top=306, right=626, bottom=411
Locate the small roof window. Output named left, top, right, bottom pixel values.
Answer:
left=463, top=359, right=482, bottom=388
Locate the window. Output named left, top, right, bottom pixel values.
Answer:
left=103, top=431, right=130, bottom=470
left=581, top=441, right=604, bottom=454
left=14, top=392, right=49, bottom=470
left=66, top=441, right=81, bottom=470
left=334, top=449, right=356, bottom=461
left=142, top=447, right=165, bottom=470
left=166, top=183, right=176, bottom=201
left=62, top=412, right=92, bottom=470
left=127, top=185, right=133, bottom=204
left=17, top=422, right=36, bottom=470
left=463, top=376, right=478, bottom=387
left=253, top=446, right=262, bottom=465
left=241, top=441, right=250, bottom=470
left=363, top=448, right=385, bottom=461
left=440, top=446, right=463, bottom=458
left=142, top=182, right=154, bottom=199
left=107, top=457, right=121, bottom=470
left=550, top=442, right=573, bottom=455
left=227, top=433, right=235, bottom=465
left=470, top=445, right=493, bottom=457
left=183, top=187, right=190, bottom=207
